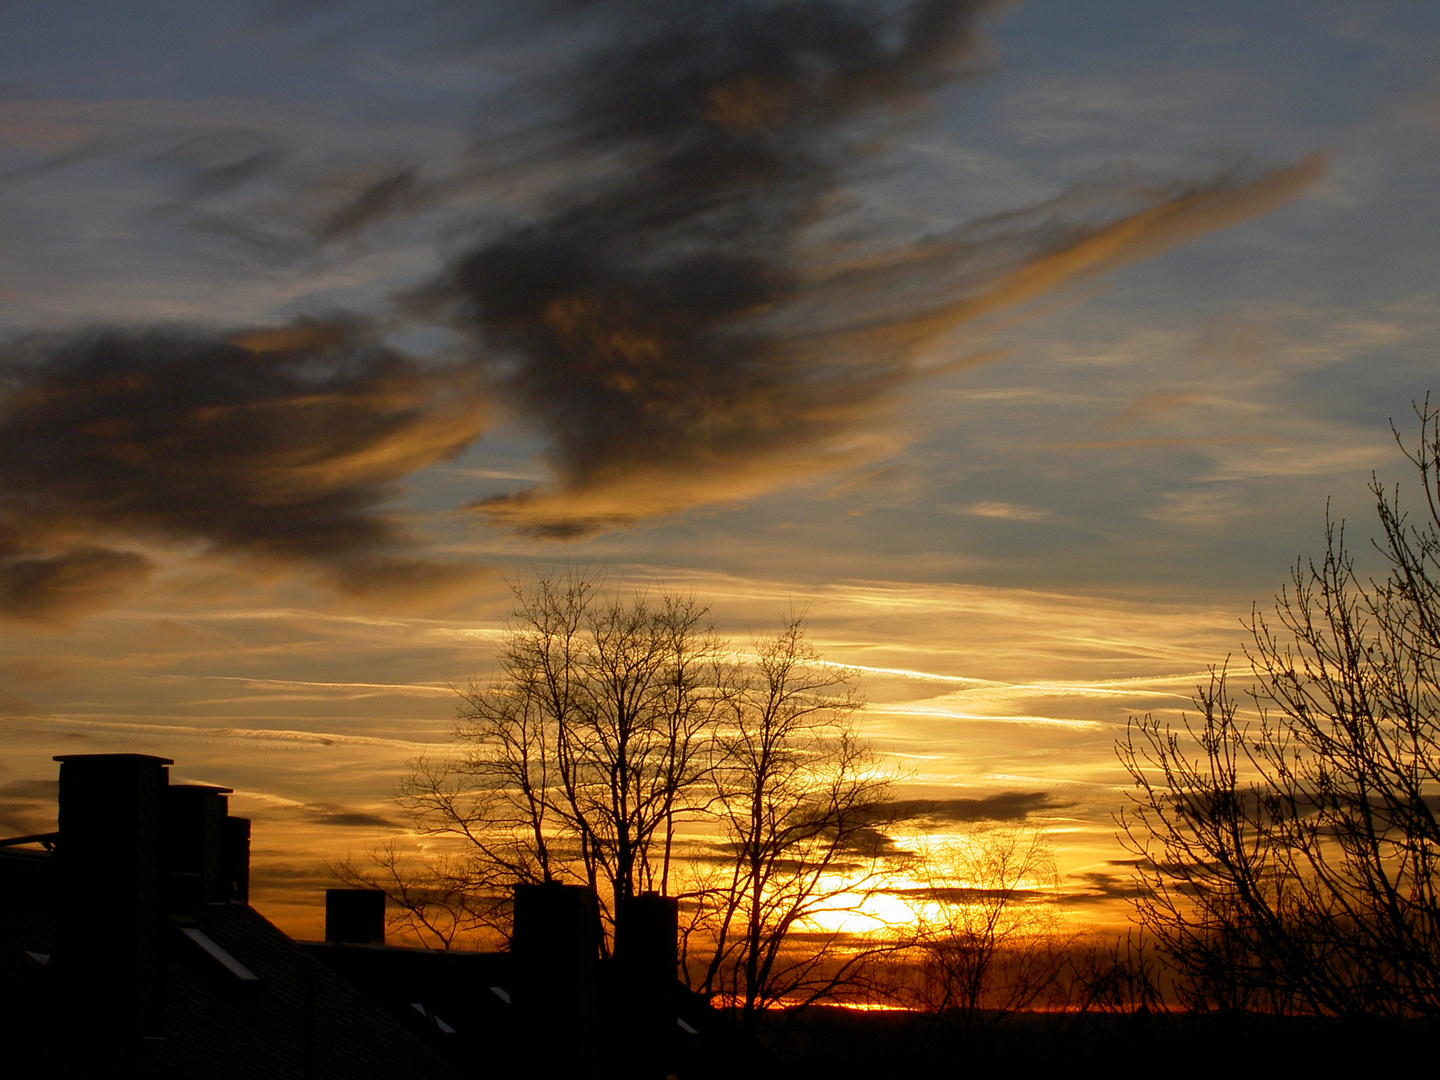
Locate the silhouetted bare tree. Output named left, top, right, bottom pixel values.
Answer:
left=1120, top=399, right=1440, bottom=1017
left=685, top=618, right=895, bottom=1035
left=398, top=569, right=727, bottom=948
left=345, top=575, right=919, bottom=1026
left=1064, top=931, right=1164, bottom=1015
left=900, top=825, right=1066, bottom=1025
left=334, top=840, right=506, bottom=950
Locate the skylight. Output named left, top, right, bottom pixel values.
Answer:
left=180, top=928, right=259, bottom=981
left=411, top=1003, right=457, bottom=1034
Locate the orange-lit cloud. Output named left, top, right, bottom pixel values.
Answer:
left=1103, top=389, right=1203, bottom=428
left=0, top=322, right=487, bottom=619
left=455, top=155, right=1321, bottom=535
left=407, top=2, right=1324, bottom=538
left=0, top=541, right=153, bottom=625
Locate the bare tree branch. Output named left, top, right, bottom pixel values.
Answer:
left=1119, top=399, right=1440, bottom=1017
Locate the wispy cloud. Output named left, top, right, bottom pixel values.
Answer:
left=1103, top=388, right=1203, bottom=429
left=0, top=1, right=1325, bottom=617
left=1054, top=435, right=1280, bottom=450
left=961, top=501, right=1057, bottom=523
left=0, top=320, right=488, bottom=620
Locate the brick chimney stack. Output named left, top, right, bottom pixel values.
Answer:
left=512, top=882, right=601, bottom=1079
left=51, top=753, right=174, bottom=1042
left=615, top=892, right=680, bottom=1080
left=164, top=784, right=233, bottom=911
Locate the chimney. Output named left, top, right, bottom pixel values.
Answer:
left=615, top=891, right=678, bottom=986
left=225, top=815, right=251, bottom=903
left=325, top=888, right=386, bottom=944
left=512, top=882, right=600, bottom=1079
left=615, top=892, right=679, bottom=1079
left=163, top=784, right=232, bottom=912
left=51, top=753, right=173, bottom=1041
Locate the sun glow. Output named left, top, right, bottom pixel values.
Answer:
left=799, top=884, right=923, bottom=939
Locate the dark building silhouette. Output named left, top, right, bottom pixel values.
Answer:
left=0, top=753, right=751, bottom=1079
left=307, top=883, right=748, bottom=1079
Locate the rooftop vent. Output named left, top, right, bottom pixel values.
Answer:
left=325, top=888, right=386, bottom=944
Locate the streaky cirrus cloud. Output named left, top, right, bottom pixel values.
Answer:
left=0, top=319, right=488, bottom=621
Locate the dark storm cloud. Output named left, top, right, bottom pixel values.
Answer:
left=424, top=0, right=1000, bottom=534
left=410, top=0, right=1323, bottom=536
left=0, top=141, right=105, bottom=188
left=0, top=541, right=153, bottom=624
left=1068, top=868, right=1150, bottom=905
left=826, top=790, right=1067, bottom=857
left=893, top=884, right=1050, bottom=904
left=315, top=167, right=424, bottom=243
left=142, top=130, right=317, bottom=265
left=248, top=860, right=337, bottom=897
left=304, top=803, right=400, bottom=829
left=875, top=791, right=1066, bottom=823
left=0, top=320, right=487, bottom=620
left=152, top=135, right=290, bottom=203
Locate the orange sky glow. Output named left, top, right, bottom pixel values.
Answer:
left=3, top=2, right=1439, bottom=950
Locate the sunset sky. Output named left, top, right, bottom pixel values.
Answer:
left=2, top=0, right=1438, bottom=938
